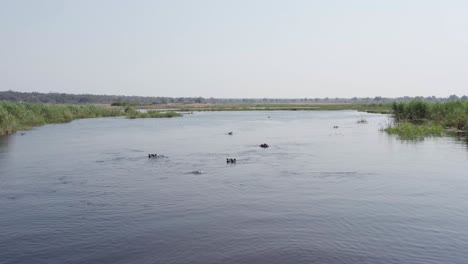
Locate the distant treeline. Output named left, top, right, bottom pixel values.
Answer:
left=1, top=90, right=467, bottom=105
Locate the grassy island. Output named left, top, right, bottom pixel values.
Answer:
left=124, top=106, right=182, bottom=119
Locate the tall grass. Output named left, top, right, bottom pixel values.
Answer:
left=0, top=102, right=185, bottom=135
left=387, top=100, right=468, bottom=139
left=391, top=100, right=468, bottom=129
left=385, top=122, right=444, bottom=140
left=0, top=101, right=121, bottom=135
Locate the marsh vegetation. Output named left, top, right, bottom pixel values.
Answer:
left=0, top=102, right=181, bottom=136
left=385, top=100, right=468, bottom=139
left=0, top=101, right=122, bottom=136
left=384, top=123, right=445, bottom=139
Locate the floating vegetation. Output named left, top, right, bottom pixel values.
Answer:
left=384, top=122, right=444, bottom=140
left=357, top=119, right=368, bottom=124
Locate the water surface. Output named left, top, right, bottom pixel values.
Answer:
left=1, top=111, right=468, bottom=264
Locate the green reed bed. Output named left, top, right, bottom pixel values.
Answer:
left=0, top=102, right=182, bottom=136
left=385, top=100, right=468, bottom=139
left=0, top=101, right=123, bottom=135
left=385, top=122, right=445, bottom=140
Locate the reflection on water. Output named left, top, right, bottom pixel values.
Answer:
left=0, top=134, right=10, bottom=149
left=454, top=131, right=468, bottom=149
left=0, top=135, right=11, bottom=167
left=1, top=111, right=468, bottom=264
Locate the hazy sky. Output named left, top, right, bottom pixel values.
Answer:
left=1, top=0, right=467, bottom=98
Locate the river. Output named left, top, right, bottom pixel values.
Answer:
left=1, top=111, right=467, bottom=264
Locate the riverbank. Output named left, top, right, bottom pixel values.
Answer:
left=133, top=102, right=392, bottom=114
left=0, top=102, right=181, bottom=136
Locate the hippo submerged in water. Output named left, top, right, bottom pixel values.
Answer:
left=148, top=154, right=160, bottom=158
left=260, top=143, right=269, bottom=148
left=226, top=158, right=237, bottom=164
